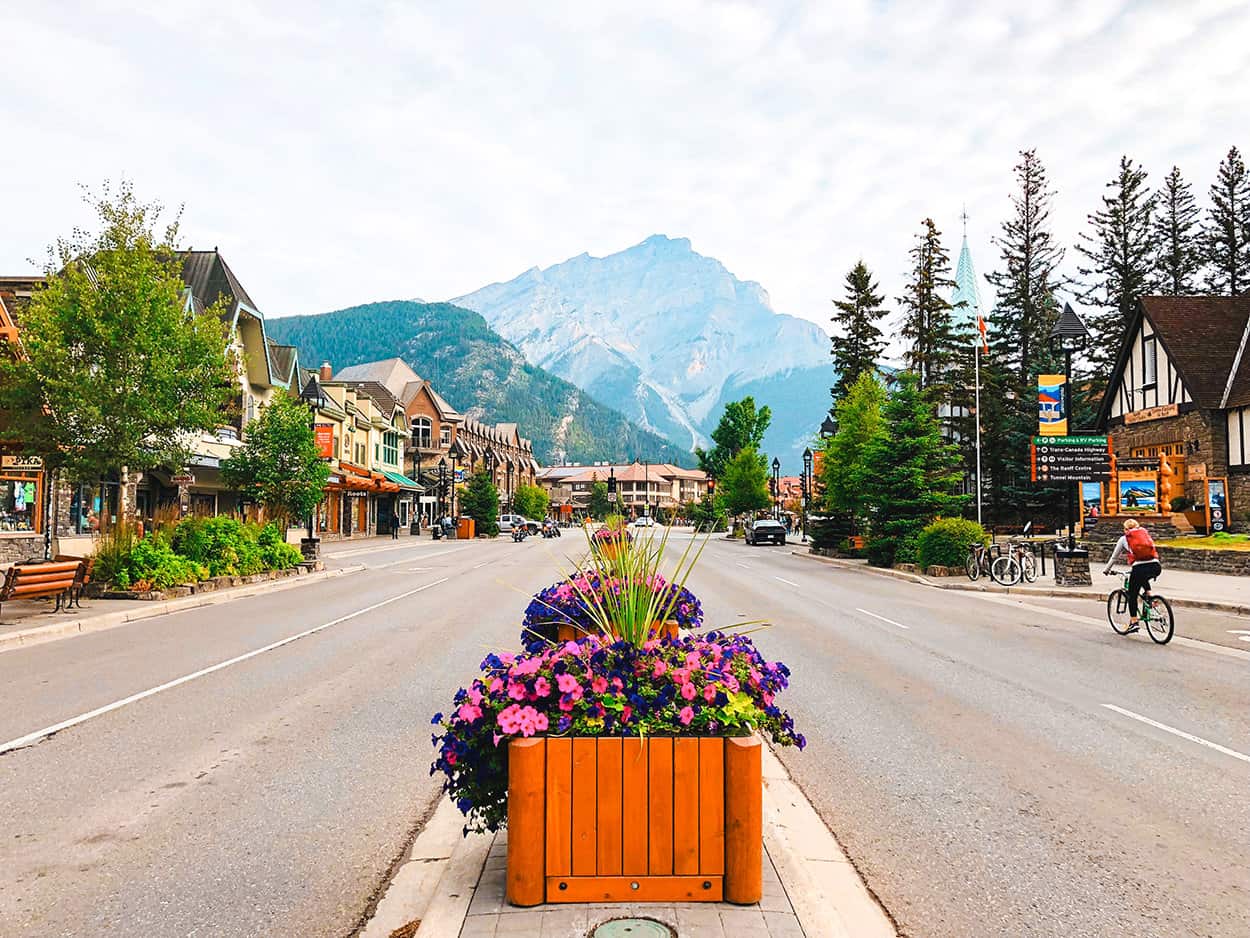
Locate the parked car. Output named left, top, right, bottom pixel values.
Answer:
left=497, top=514, right=541, bottom=534
left=633, top=515, right=656, bottom=527
left=745, top=518, right=786, bottom=546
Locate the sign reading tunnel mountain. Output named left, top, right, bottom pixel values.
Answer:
left=1031, top=435, right=1112, bottom=483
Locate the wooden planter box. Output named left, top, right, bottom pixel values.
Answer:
left=555, top=620, right=679, bottom=643
left=506, top=735, right=762, bottom=906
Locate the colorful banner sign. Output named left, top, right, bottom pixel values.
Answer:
left=1037, top=374, right=1067, bottom=435
left=1208, top=478, right=1228, bottom=533
left=314, top=423, right=335, bottom=459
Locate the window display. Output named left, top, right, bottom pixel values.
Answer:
left=0, top=476, right=39, bottom=532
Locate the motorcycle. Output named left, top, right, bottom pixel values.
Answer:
left=541, top=521, right=561, bottom=538
left=512, top=526, right=528, bottom=543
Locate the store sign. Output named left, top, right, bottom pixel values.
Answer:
left=344, top=490, right=369, bottom=498
left=1, top=455, right=43, bottom=470
left=1124, top=403, right=1179, bottom=425
left=1208, top=478, right=1229, bottom=533
left=1031, top=435, right=1111, bottom=482
left=314, top=423, right=335, bottom=458
left=1037, top=375, right=1068, bottom=436
left=170, top=473, right=196, bottom=486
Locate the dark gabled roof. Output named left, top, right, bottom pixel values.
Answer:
left=181, top=250, right=258, bottom=319
left=266, top=339, right=298, bottom=383
left=1098, top=296, right=1250, bottom=425
left=347, top=380, right=403, bottom=417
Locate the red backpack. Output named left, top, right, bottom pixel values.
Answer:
left=1125, top=526, right=1157, bottom=563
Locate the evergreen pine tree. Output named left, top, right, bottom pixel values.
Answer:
left=897, top=219, right=957, bottom=393
left=830, top=261, right=887, bottom=402
left=1076, top=155, right=1156, bottom=372
left=1153, top=165, right=1203, bottom=294
left=861, top=372, right=967, bottom=566
left=819, top=370, right=886, bottom=527
left=1203, top=146, right=1250, bottom=295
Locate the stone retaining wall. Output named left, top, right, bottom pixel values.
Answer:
left=1154, top=545, right=1250, bottom=575
left=86, top=562, right=322, bottom=601
left=0, top=534, right=44, bottom=567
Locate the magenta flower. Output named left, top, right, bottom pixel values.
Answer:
left=679, top=706, right=694, bottom=725
left=680, top=682, right=697, bottom=701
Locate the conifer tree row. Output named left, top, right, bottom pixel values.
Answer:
left=1153, top=165, right=1202, bottom=295
left=898, top=218, right=957, bottom=394
left=829, top=260, right=887, bottom=402
left=1204, top=145, right=1250, bottom=295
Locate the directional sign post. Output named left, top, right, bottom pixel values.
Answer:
left=1031, top=435, right=1112, bottom=483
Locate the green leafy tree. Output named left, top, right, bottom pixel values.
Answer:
left=716, top=446, right=772, bottom=518
left=461, top=469, right=500, bottom=536
left=688, top=493, right=726, bottom=532
left=1153, top=165, right=1204, bottom=294
left=898, top=218, right=958, bottom=393
left=220, top=392, right=330, bottom=526
left=819, top=371, right=886, bottom=525
left=830, top=261, right=887, bottom=402
left=512, top=483, right=550, bottom=520
left=0, top=182, right=235, bottom=490
left=1203, top=146, right=1250, bottom=295
left=695, top=397, right=771, bottom=479
left=861, top=373, right=967, bottom=565
left=1077, top=155, right=1156, bottom=372
left=587, top=480, right=612, bottom=520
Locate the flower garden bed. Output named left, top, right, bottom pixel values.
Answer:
left=87, top=561, right=320, bottom=601
left=431, top=528, right=803, bottom=909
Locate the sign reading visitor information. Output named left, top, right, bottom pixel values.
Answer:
left=1030, top=435, right=1112, bottom=482
left=1123, top=403, right=1179, bottom=425
left=314, top=423, right=334, bottom=458
left=1037, top=375, right=1068, bottom=436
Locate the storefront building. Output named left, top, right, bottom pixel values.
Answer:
left=1095, top=295, right=1250, bottom=530
left=537, top=463, right=708, bottom=518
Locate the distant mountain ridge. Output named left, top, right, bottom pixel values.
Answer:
left=452, top=235, right=832, bottom=469
left=266, top=300, right=693, bottom=467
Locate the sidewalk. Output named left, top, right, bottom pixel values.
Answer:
left=0, top=563, right=362, bottom=653
left=795, top=551, right=1250, bottom=616
left=362, top=745, right=895, bottom=938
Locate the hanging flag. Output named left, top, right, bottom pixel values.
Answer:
left=977, top=314, right=989, bottom=352
left=1038, top=374, right=1068, bottom=435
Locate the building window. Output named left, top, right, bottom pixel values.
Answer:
left=413, top=416, right=433, bottom=449
left=440, top=425, right=451, bottom=446
left=1143, top=335, right=1157, bottom=387
left=383, top=431, right=399, bottom=466
left=0, top=474, right=40, bottom=533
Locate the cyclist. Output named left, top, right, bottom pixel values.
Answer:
left=1101, top=518, right=1161, bottom=633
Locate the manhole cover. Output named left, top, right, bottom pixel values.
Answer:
left=591, top=919, right=675, bottom=938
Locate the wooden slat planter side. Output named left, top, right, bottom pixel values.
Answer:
left=555, top=620, right=680, bottom=643
left=505, top=735, right=761, bottom=906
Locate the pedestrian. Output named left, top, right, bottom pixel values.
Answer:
left=390, top=508, right=400, bottom=539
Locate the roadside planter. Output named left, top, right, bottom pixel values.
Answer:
left=431, top=529, right=803, bottom=910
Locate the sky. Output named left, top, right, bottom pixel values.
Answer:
left=3, top=0, right=1247, bottom=362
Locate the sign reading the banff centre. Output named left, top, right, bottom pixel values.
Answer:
left=1031, top=435, right=1112, bottom=483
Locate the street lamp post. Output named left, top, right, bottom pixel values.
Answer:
left=411, top=429, right=422, bottom=534
left=802, top=447, right=813, bottom=543
left=1050, top=302, right=1091, bottom=552
left=436, top=457, right=447, bottom=538
left=299, top=376, right=330, bottom=561
left=771, top=457, right=781, bottom=521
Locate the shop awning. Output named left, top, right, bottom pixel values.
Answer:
left=382, top=470, right=423, bottom=492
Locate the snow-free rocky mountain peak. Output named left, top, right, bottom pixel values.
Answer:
left=452, top=235, right=831, bottom=468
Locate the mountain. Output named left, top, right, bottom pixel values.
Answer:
left=266, top=300, right=694, bottom=467
left=452, top=235, right=832, bottom=470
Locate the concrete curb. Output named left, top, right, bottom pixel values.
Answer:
left=0, top=564, right=367, bottom=654
left=792, top=550, right=1250, bottom=616
left=362, top=743, right=896, bottom=938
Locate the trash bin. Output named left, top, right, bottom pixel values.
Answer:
left=458, top=518, right=476, bottom=540
left=1052, top=546, right=1091, bottom=587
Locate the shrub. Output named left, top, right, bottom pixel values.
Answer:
left=916, top=517, right=989, bottom=572
left=865, top=536, right=895, bottom=567
left=100, top=533, right=205, bottom=591
left=171, top=516, right=287, bottom=577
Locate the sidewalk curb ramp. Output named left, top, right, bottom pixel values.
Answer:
left=792, top=550, right=1250, bottom=617
left=0, top=564, right=367, bottom=654
left=359, top=741, right=896, bottom=938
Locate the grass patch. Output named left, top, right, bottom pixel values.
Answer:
left=1159, top=533, right=1250, bottom=551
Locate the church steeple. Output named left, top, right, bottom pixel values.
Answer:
left=951, top=208, right=984, bottom=333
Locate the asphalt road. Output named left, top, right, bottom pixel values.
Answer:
left=1, top=531, right=1246, bottom=938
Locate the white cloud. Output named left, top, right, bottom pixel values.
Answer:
left=1, top=0, right=1245, bottom=368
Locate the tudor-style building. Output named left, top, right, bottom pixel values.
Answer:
left=1096, top=295, right=1250, bottom=526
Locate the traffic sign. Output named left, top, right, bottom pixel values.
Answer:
left=1031, top=435, right=1111, bottom=483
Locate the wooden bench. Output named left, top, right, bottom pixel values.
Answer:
left=55, top=554, right=94, bottom=609
left=0, top=560, right=82, bottom=617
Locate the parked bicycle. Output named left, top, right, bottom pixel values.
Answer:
left=966, top=541, right=1025, bottom=586
left=965, top=541, right=996, bottom=581
left=1105, top=569, right=1174, bottom=644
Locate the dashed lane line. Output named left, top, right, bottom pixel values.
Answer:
left=0, top=577, right=450, bottom=756
left=855, top=608, right=911, bottom=630
left=1101, top=703, right=1250, bottom=765
left=772, top=576, right=801, bottom=587
left=369, top=546, right=470, bottom=569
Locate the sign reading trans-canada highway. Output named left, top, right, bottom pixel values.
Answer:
left=1031, top=435, right=1112, bottom=483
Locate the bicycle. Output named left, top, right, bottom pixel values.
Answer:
left=1104, top=569, right=1174, bottom=644
left=966, top=542, right=994, bottom=581
left=1004, top=540, right=1038, bottom=584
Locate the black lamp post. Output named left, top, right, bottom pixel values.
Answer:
left=299, top=376, right=330, bottom=560
left=449, top=452, right=458, bottom=519
left=1050, top=302, right=1091, bottom=551
left=802, top=447, right=813, bottom=543
left=411, top=427, right=423, bottom=533
left=771, top=457, right=781, bottom=520
left=643, top=460, right=649, bottom=518
left=819, top=413, right=838, bottom=440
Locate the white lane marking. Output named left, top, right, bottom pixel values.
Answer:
left=370, top=546, right=469, bottom=569
left=773, top=576, right=800, bottom=587
left=0, top=577, right=450, bottom=756
left=473, top=561, right=490, bottom=569
left=1229, top=630, right=1250, bottom=643
left=856, top=608, right=910, bottom=630
left=1101, top=704, right=1250, bottom=765
left=735, top=561, right=753, bottom=569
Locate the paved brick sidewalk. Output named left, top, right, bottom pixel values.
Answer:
left=460, top=829, right=804, bottom=937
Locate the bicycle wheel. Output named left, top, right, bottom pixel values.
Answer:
left=1019, top=549, right=1038, bottom=583
left=966, top=550, right=981, bottom=581
left=991, top=555, right=1021, bottom=586
left=1144, top=595, right=1174, bottom=645
left=1106, top=589, right=1134, bottom=634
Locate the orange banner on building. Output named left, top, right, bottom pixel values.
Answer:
left=314, top=423, right=334, bottom=458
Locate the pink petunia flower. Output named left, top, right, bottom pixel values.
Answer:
left=591, top=676, right=609, bottom=694
left=457, top=703, right=482, bottom=723
left=652, top=660, right=667, bottom=678
left=556, top=673, right=580, bottom=694
left=703, top=684, right=717, bottom=703
left=534, top=676, right=551, bottom=697
left=679, top=706, right=694, bottom=726
left=680, top=682, right=697, bottom=701
left=507, top=682, right=527, bottom=701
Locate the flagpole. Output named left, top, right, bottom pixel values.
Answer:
left=975, top=339, right=983, bottom=525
